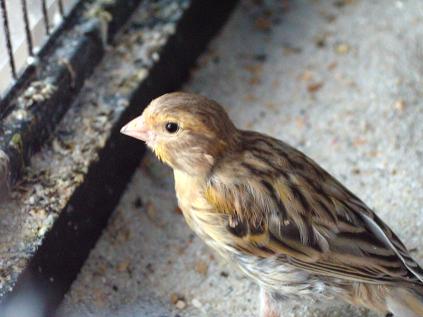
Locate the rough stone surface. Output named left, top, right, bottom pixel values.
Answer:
left=0, top=0, right=187, bottom=300
left=59, top=0, right=423, bottom=316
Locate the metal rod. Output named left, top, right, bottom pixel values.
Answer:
left=58, top=0, right=64, bottom=17
left=41, top=0, right=50, bottom=35
left=0, top=0, right=16, bottom=79
left=20, top=0, right=33, bottom=56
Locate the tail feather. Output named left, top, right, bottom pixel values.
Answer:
left=387, top=287, right=423, bottom=317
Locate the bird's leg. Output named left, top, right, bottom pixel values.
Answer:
left=259, top=288, right=282, bottom=317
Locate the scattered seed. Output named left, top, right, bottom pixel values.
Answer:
left=334, top=0, right=355, bottom=8
left=133, top=197, right=143, bottom=208
left=353, top=137, right=366, bottom=147
left=323, top=13, right=337, bottom=23
left=299, top=70, right=313, bottom=81
left=295, top=116, right=306, bottom=129
left=335, top=43, right=350, bottom=54
left=282, top=45, right=302, bottom=55
left=146, top=263, right=155, bottom=273
left=175, top=299, right=186, bottom=310
left=307, top=82, right=324, bottom=93
left=93, top=288, right=107, bottom=308
left=351, top=168, right=361, bottom=175
left=327, top=62, right=338, bottom=70
left=195, top=260, right=208, bottom=275
left=192, top=298, right=202, bottom=308
left=315, top=34, right=327, bottom=48
left=145, top=201, right=163, bottom=226
left=249, top=76, right=260, bottom=85
left=244, top=94, right=257, bottom=102
left=115, top=227, right=131, bottom=243
left=244, top=64, right=262, bottom=75
left=253, top=53, right=267, bottom=62
left=255, top=17, right=272, bottom=31
left=170, top=293, right=180, bottom=304
left=117, top=260, right=130, bottom=272
left=394, top=99, right=406, bottom=112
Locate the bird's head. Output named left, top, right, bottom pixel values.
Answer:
left=121, top=92, right=238, bottom=175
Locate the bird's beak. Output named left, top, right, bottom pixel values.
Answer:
left=120, top=115, right=149, bottom=142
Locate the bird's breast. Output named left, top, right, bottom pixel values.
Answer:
left=173, top=170, right=331, bottom=300
left=173, top=169, right=237, bottom=257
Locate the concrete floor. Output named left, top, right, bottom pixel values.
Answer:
left=58, top=0, right=423, bottom=316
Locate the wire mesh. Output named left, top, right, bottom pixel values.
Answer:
left=0, top=0, right=16, bottom=79
left=0, top=0, right=79, bottom=97
left=41, top=0, right=50, bottom=35
left=58, top=0, right=65, bottom=17
left=20, top=0, right=33, bottom=56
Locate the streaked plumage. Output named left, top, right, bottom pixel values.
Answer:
left=121, top=92, right=423, bottom=317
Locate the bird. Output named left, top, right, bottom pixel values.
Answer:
left=120, top=92, right=423, bottom=317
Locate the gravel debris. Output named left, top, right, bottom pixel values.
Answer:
left=194, top=260, right=208, bottom=276
left=175, top=299, right=187, bottom=310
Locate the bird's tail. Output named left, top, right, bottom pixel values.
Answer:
left=386, top=286, right=423, bottom=317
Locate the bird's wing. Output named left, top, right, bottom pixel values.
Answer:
left=205, top=135, right=423, bottom=285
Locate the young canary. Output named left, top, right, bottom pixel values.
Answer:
left=121, top=92, right=423, bottom=317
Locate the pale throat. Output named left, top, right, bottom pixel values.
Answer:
left=173, top=168, right=206, bottom=211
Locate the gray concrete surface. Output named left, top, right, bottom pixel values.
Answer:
left=58, top=0, right=423, bottom=316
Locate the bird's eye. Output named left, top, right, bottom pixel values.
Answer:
left=165, top=122, right=179, bottom=133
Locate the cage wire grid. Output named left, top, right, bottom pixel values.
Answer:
left=0, top=0, right=78, bottom=99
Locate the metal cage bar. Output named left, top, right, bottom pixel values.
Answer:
left=0, top=0, right=16, bottom=79
left=41, top=0, right=50, bottom=35
left=58, top=0, right=65, bottom=17
left=20, top=0, right=33, bottom=56
left=1, top=0, right=87, bottom=106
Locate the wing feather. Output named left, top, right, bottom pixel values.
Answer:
left=205, top=132, right=423, bottom=286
